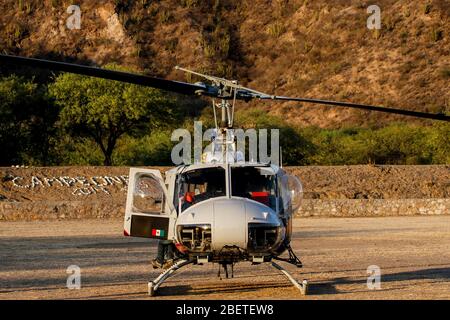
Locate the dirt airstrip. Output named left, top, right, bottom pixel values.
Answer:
left=1, top=216, right=449, bottom=300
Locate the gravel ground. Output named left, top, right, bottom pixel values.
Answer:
left=0, top=216, right=449, bottom=300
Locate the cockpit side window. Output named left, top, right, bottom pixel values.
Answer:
left=175, top=167, right=226, bottom=213
left=231, top=167, right=277, bottom=210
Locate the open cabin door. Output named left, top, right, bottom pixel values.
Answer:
left=124, top=168, right=176, bottom=240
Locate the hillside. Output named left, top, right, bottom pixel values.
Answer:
left=1, top=0, right=449, bottom=127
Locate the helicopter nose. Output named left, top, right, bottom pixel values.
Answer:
left=212, top=199, right=247, bottom=250
left=176, top=198, right=280, bottom=252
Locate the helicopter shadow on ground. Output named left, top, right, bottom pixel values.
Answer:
left=307, top=266, right=450, bottom=295
left=78, top=266, right=450, bottom=298
left=157, top=282, right=294, bottom=297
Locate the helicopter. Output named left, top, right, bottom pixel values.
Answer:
left=1, top=54, right=448, bottom=297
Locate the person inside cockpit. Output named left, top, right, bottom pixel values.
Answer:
left=177, top=167, right=226, bottom=213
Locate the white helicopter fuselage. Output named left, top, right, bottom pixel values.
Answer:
left=124, top=161, right=302, bottom=265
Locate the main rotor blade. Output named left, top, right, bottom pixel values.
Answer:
left=0, top=54, right=209, bottom=96
left=2, top=55, right=448, bottom=121
left=257, top=95, right=450, bottom=122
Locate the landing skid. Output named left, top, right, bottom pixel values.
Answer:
left=147, top=256, right=308, bottom=297
left=148, top=259, right=193, bottom=296
left=271, top=261, right=308, bottom=295
left=272, top=244, right=303, bottom=267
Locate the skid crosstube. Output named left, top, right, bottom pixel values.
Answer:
left=148, top=259, right=194, bottom=296
left=147, top=258, right=308, bottom=296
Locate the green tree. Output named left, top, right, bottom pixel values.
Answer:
left=49, top=65, right=177, bottom=165
left=424, top=122, right=450, bottom=164
left=301, top=123, right=450, bottom=166
left=234, top=108, right=314, bottom=165
left=113, top=130, right=174, bottom=166
left=0, top=75, right=57, bottom=165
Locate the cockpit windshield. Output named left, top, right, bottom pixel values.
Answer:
left=231, top=166, right=277, bottom=210
left=176, top=167, right=226, bottom=212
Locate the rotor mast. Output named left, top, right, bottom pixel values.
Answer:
left=175, top=66, right=238, bottom=130
left=175, top=66, right=240, bottom=163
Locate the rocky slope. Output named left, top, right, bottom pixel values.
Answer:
left=1, top=0, right=449, bottom=127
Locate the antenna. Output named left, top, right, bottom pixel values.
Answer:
left=280, top=146, right=283, bottom=168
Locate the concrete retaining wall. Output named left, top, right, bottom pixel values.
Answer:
left=1, top=198, right=448, bottom=221
left=296, top=198, right=450, bottom=217
left=0, top=201, right=124, bottom=221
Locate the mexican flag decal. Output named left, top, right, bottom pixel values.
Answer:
left=151, top=228, right=165, bottom=237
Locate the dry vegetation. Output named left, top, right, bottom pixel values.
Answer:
left=0, top=0, right=449, bottom=128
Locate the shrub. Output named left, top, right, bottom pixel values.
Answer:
left=113, top=131, right=174, bottom=165
left=159, top=10, right=173, bottom=23
left=266, top=22, right=285, bottom=37
left=53, top=136, right=104, bottom=165
left=432, top=29, right=443, bottom=42
left=440, top=68, right=450, bottom=79
left=180, top=0, right=200, bottom=8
